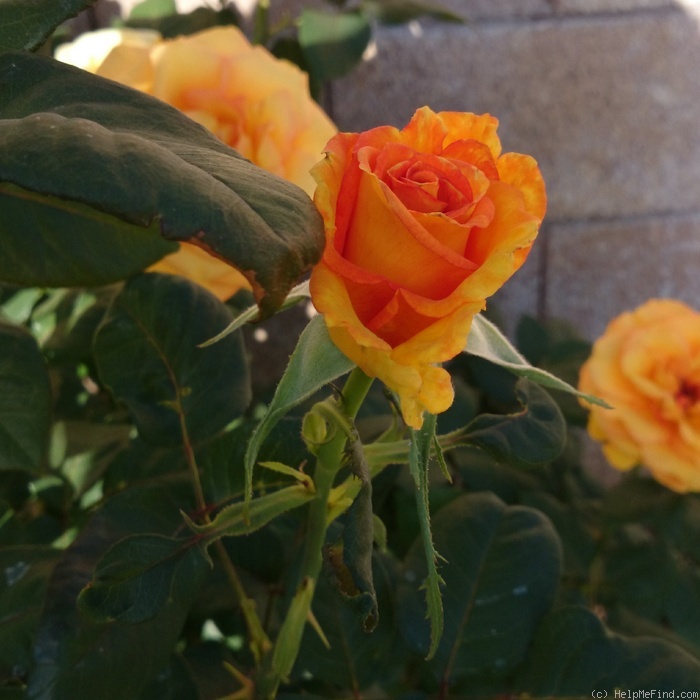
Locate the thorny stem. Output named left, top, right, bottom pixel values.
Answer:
left=256, top=367, right=374, bottom=699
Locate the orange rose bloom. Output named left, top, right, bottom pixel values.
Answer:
left=57, top=26, right=336, bottom=299
left=309, top=107, right=546, bottom=428
left=579, top=299, right=700, bottom=493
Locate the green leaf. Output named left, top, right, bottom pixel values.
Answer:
left=27, top=484, right=209, bottom=700
left=78, top=534, right=208, bottom=624
left=294, top=551, right=404, bottom=690
left=243, top=314, right=354, bottom=500
left=0, top=322, right=52, bottom=472
left=298, top=9, right=372, bottom=83
left=364, top=0, right=465, bottom=24
left=128, top=0, right=176, bottom=19
left=459, top=378, right=567, bottom=467
left=0, top=545, right=61, bottom=679
left=515, top=606, right=700, bottom=692
left=0, top=52, right=323, bottom=314
left=94, top=273, right=251, bottom=447
left=466, top=314, right=610, bottom=408
left=398, top=492, right=561, bottom=686
left=600, top=482, right=700, bottom=649
left=407, top=413, right=444, bottom=659
left=0, top=0, right=95, bottom=51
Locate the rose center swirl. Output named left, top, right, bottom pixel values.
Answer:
left=674, top=379, right=700, bottom=412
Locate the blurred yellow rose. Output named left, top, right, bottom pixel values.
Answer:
left=579, top=299, right=700, bottom=493
left=57, top=26, right=336, bottom=299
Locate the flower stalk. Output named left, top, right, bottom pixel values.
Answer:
left=256, top=366, right=374, bottom=699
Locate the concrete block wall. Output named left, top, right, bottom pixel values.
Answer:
left=326, top=1, right=700, bottom=342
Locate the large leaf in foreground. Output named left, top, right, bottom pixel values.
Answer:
left=0, top=0, right=94, bottom=51
left=0, top=52, right=323, bottom=315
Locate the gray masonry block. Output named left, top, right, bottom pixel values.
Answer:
left=554, top=0, right=675, bottom=13
left=330, top=7, right=700, bottom=225
left=436, top=1, right=551, bottom=21
left=546, top=212, right=700, bottom=340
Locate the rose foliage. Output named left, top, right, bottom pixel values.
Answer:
left=2, top=2, right=700, bottom=700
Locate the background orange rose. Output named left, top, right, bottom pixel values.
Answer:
left=579, top=298, right=700, bottom=492
left=310, top=107, right=546, bottom=428
left=57, top=26, right=336, bottom=299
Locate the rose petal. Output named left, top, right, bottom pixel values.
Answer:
left=439, top=111, right=502, bottom=159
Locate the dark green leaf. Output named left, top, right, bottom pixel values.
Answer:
left=78, top=534, right=208, bottom=624
left=459, top=378, right=566, bottom=467
left=600, top=485, right=700, bottom=649
left=603, top=475, right=683, bottom=527
left=451, top=445, right=546, bottom=505
left=0, top=0, right=95, bottom=51
left=94, top=273, right=250, bottom=447
left=0, top=52, right=323, bottom=314
left=26, top=484, right=208, bottom=700
left=515, top=606, right=700, bottom=693
left=244, top=314, right=354, bottom=499
left=0, top=183, right=177, bottom=289
left=0, top=322, right=52, bottom=472
left=298, top=9, right=372, bottom=83
left=520, top=490, right=598, bottom=580
left=136, top=653, right=198, bottom=700
left=399, top=493, right=561, bottom=686
left=0, top=546, right=60, bottom=680
left=294, top=551, right=404, bottom=690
